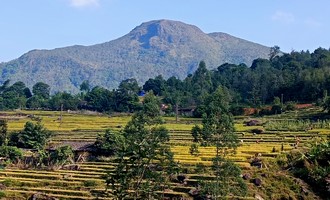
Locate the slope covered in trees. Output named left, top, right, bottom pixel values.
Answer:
left=0, top=20, right=270, bottom=93
left=0, top=47, right=330, bottom=114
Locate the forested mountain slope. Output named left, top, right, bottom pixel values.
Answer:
left=0, top=19, right=270, bottom=93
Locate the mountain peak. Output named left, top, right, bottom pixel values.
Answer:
left=128, top=19, right=206, bottom=48
left=132, top=19, right=203, bottom=34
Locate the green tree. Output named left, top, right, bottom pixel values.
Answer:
left=18, top=121, right=52, bottom=150
left=49, top=145, right=74, bottom=168
left=0, top=79, right=10, bottom=93
left=26, top=95, right=44, bottom=109
left=191, top=124, right=201, bottom=143
left=114, top=79, right=140, bottom=112
left=0, top=120, right=8, bottom=146
left=80, top=80, right=90, bottom=93
left=195, top=86, right=247, bottom=198
left=48, top=92, right=79, bottom=110
left=0, top=81, right=30, bottom=109
left=269, top=45, right=281, bottom=60
left=106, top=92, right=178, bottom=199
left=289, top=140, right=330, bottom=198
left=32, top=82, right=50, bottom=99
left=85, top=86, right=114, bottom=112
left=0, top=145, right=23, bottom=163
left=323, top=96, right=330, bottom=113
left=94, top=129, right=125, bottom=156
left=143, top=75, right=166, bottom=96
left=191, top=61, right=212, bottom=104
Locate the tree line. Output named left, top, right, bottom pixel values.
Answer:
left=1, top=47, right=330, bottom=114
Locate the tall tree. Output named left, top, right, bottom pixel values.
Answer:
left=32, top=82, right=50, bottom=99
left=269, top=45, right=281, bottom=61
left=0, top=120, right=8, bottom=146
left=191, top=61, right=212, bottom=104
left=143, top=75, right=166, bottom=96
left=79, top=80, right=90, bottom=93
left=106, top=92, right=178, bottom=199
left=85, top=86, right=114, bottom=112
left=114, top=79, right=140, bottom=112
left=18, top=121, right=52, bottom=150
left=194, top=86, right=247, bottom=198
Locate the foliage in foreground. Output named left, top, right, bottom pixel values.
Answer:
left=105, top=93, right=179, bottom=199
left=9, top=121, right=52, bottom=150
left=191, top=86, right=247, bottom=199
left=288, top=139, right=330, bottom=198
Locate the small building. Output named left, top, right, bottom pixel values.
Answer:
left=48, top=141, right=95, bottom=162
left=178, top=107, right=196, bottom=117
left=138, top=90, right=146, bottom=97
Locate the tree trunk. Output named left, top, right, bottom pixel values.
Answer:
left=175, top=103, right=179, bottom=122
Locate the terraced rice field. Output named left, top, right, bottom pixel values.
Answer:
left=0, top=110, right=329, bottom=199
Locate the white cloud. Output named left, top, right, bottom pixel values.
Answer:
left=69, top=0, right=99, bottom=8
left=271, top=11, right=295, bottom=24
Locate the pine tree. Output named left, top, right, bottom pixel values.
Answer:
left=106, top=92, right=178, bottom=199
left=195, top=86, right=247, bottom=199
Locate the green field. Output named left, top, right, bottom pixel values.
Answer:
left=0, top=109, right=328, bottom=199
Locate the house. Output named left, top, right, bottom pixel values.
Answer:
left=138, top=90, right=146, bottom=97
left=48, top=141, right=95, bottom=162
left=178, top=107, right=196, bottom=117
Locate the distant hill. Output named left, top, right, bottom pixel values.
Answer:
left=0, top=19, right=270, bottom=93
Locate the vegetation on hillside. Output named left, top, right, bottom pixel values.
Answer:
left=1, top=47, right=330, bottom=117
left=0, top=20, right=270, bottom=93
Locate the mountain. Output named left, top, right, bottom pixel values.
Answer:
left=0, top=19, right=270, bottom=93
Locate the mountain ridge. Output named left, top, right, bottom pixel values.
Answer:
left=0, top=19, right=271, bottom=93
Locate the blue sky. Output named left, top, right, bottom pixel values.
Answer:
left=0, top=0, right=329, bottom=62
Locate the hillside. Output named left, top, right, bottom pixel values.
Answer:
left=0, top=19, right=270, bottom=93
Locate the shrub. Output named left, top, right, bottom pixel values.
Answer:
left=2, top=178, right=20, bottom=187
left=285, top=102, right=296, bottom=111
left=189, top=144, right=199, bottom=156
left=193, top=105, right=206, bottom=118
left=250, top=128, right=264, bottom=134
left=194, top=163, right=207, bottom=173
left=271, top=105, right=282, bottom=114
left=50, top=145, right=74, bottom=167
left=259, top=108, right=272, bottom=116
left=0, top=145, right=23, bottom=163
left=0, top=191, right=5, bottom=198
left=11, top=121, right=52, bottom=150
left=230, top=105, right=245, bottom=116
left=94, top=129, right=125, bottom=156
left=289, top=140, right=330, bottom=198
left=83, top=180, right=99, bottom=187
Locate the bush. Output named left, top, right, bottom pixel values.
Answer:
left=189, top=144, right=199, bottom=156
left=0, top=191, right=5, bottom=198
left=230, top=105, right=245, bottom=116
left=289, top=140, right=330, bottom=198
left=271, top=105, right=282, bottom=114
left=11, top=121, right=52, bottom=149
left=50, top=145, right=74, bottom=166
left=258, top=108, right=272, bottom=116
left=250, top=128, right=264, bottom=134
left=94, top=129, right=125, bottom=156
left=2, top=178, right=20, bottom=187
left=8, top=132, right=21, bottom=147
left=83, top=180, right=99, bottom=187
left=0, top=146, right=23, bottom=162
left=285, top=102, right=296, bottom=111
left=194, top=163, right=207, bottom=173
left=193, top=105, right=206, bottom=118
